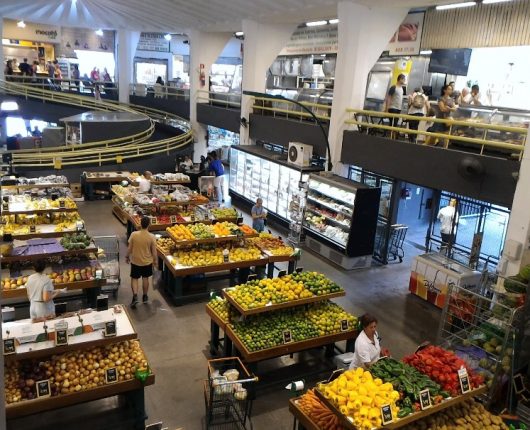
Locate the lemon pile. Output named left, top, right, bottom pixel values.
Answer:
left=229, top=247, right=261, bottom=262
left=174, top=248, right=223, bottom=266
left=319, top=367, right=400, bottom=430
left=167, top=224, right=195, bottom=240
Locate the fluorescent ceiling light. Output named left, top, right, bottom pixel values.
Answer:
left=95, top=29, right=104, bottom=36
left=306, top=20, right=327, bottom=27
left=482, top=0, right=511, bottom=3
left=436, top=2, right=476, bottom=10
left=17, top=20, right=26, bottom=28
left=164, top=34, right=172, bottom=41
left=420, top=50, right=433, bottom=55
left=1, top=101, right=19, bottom=112
left=234, top=31, right=244, bottom=37
left=328, top=19, right=339, bottom=24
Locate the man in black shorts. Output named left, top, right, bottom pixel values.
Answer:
left=126, top=216, right=158, bottom=307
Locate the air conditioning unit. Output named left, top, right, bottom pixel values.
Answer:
left=288, top=142, right=313, bottom=167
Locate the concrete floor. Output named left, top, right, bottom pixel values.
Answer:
left=7, top=199, right=441, bottom=430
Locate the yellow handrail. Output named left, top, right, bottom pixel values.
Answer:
left=252, top=96, right=331, bottom=112
left=252, top=104, right=330, bottom=121
left=196, top=90, right=242, bottom=108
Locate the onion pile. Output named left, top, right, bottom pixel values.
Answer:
left=5, top=340, right=148, bottom=404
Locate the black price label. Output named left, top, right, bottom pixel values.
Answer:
left=247, top=274, right=257, bottom=282
left=104, top=320, right=117, bottom=337
left=2, top=202, right=8, bottom=211
left=29, top=225, right=36, bottom=233
left=340, top=319, right=349, bottom=332
left=278, top=270, right=287, bottom=278
left=170, top=215, right=177, bottom=224
left=283, top=330, right=292, bottom=344
left=459, top=373, right=471, bottom=394
left=419, top=389, right=432, bottom=410
left=381, top=404, right=393, bottom=425
left=3, top=338, right=16, bottom=355
left=36, top=379, right=51, bottom=398
left=55, top=328, right=69, bottom=346
left=105, top=367, right=118, bottom=384
left=59, top=200, right=65, bottom=208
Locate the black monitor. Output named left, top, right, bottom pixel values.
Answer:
left=428, top=49, right=472, bottom=76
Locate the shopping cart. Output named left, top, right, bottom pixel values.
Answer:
left=204, top=357, right=258, bottom=430
left=387, top=224, right=408, bottom=263
left=93, top=235, right=120, bottom=297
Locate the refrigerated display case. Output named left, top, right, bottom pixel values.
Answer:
left=229, top=146, right=322, bottom=224
left=303, top=174, right=381, bottom=270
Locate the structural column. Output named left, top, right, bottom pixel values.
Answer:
left=240, top=20, right=296, bottom=145
left=499, top=134, right=530, bottom=276
left=328, top=1, right=408, bottom=173
left=0, top=18, right=5, bottom=84
left=188, top=29, right=232, bottom=161
left=116, top=30, right=141, bottom=104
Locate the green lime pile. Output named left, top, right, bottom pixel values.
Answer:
left=291, top=271, right=342, bottom=295
left=189, top=223, right=214, bottom=239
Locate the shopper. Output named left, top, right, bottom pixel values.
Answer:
left=72, top=64, right=81, bottom=92
left=46, top=61, right=55, bottom=77
left=102, top=67, right=112, bottom=83
left=438, top=198, right=459, bottom=248
left=209, top=151, right=225, bottom=203
left=349, top=313, right=385, bottom=370
left=470, top=85, right=481, bottom=106
left=407, top=88, right=429, bottom=143
left=137, top=171, right=153, bottom=193
left=126, top=216, right=158, bottom=307
left=30, top=61, right=39, bottom=83
left=90, top=67, right=100, bottom=82
left=179, top=155, right=193, bottom=171
left=433, top=85, right=458, bottom=146
left=251, top=198, right=267, bottom=232
left=4, top=60, right=14, bottom=78
left=384, top=73, right=406, bottom=139
left=19, top=58, right=31, bottom=76
left=26, top=260, right=66, bottom=321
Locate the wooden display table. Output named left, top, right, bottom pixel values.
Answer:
left=82, top=171, right=132, bottom=201
left=2, top=278, right=106, bottom=300
left=2, top=206, right=78, bottom=216
left=289, top=397, right=320, bottom=430
left=1, top=224, right=80, bottom=240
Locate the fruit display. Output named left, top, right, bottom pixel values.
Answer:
left=291, top=271, right=342, bottom=296
left=189, top=223, right=215, bottom=239
left=156, top=237, right=175, bottom=254
left=269, top=246, right=295, bottom=256
left=2, top=276, right=28, bottom=291
left=60, top=233, right=92, bottom=250
left=317, top=367, right=400, bottom=430
left=207, top=297, right=238, bottom=323
left=2, top=212, right=80, bottom=226
left=2, top=265, right=99, bottom=291
left=230, top=302, right=357, bottom=351
left=297, top=389, right=345, bottom=430
left=370, top=358, right=449, bottom=417
left=4, top=340, right=149, bottom=404
left=167, top=224, right=195, bottom=241
left=4, top=196, right=77, bottom=212
left=229, top=246, right=261, bottom=262
left=403, top=345, right=483, bottom=397
left=239, top=224, right=257, bottom=235
left=248, top=233, right=294, bottom=255
left=212, top=222, right=235, bottom=236
left=210, top=207, right=237, bottom=219
left=403, top=399, right=508, bottom=430
left=171, top=248, right=224, bottom=266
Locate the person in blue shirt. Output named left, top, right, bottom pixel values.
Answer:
left=251, top=198, right=267, bottom=232
left=209, top=151, right=225, bottom=202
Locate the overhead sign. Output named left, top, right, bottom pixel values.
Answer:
left=279, top=24, right=338, bottom=56
left=3, top=19, right=61, bottom=44
left=59, top=27, right=114, bottom=56
left=137, top=33, right=170, bottom=53
left=387, top=12, right=425, bottom=56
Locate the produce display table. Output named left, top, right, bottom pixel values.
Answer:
left=1, top=182, right=70, bottom=191
left=205, top=304, right=231, bottom=357
left=2, top=278, right=106, bottom=300
left=2, top=206, right=78, bottom=216
left=314, top=385, right=487, bottom=430
left=82, top=171, right=132, bottom=201
left=0, top=224, right=80, bottom=240
left=289, top=397, right=320, bottom=430
left=1, top=243, right=98, bottom=264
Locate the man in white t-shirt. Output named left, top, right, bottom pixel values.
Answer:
left=438, top=198, right=459, bottom=246
left=385, top=74, right=407, bottom=139
left=137, top=171, right=152, bottom=194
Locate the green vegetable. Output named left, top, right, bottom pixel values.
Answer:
left=398, top=407, right=412, bottom=418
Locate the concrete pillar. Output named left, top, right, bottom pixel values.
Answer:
left=240, top=20, right=296, bottom=145
left=188, top=29, right=232, bottom=161
left=499, top=133, right=530, bottom=276
left=0, top=18, right=5, bottom=84
left=116, top=30, right=140, bottom=104
left=328, top=1, right=409, bottom=173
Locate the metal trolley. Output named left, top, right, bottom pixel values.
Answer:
left=93, top=235, right=121, bottom=297
left=204, top=357, right=258, bottom=430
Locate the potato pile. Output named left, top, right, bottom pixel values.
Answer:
left=404, top=399, right=507, bottom=430
left=5, top=340, right=148, bottom=404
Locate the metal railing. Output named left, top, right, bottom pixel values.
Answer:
left=1, top=80, right=193, bottom=167
left=250, top=95, right=331, bottom=122
left=345, top=108, right=528, bottom=160
left=129, top=83, right=189, bottom=101
left=196, top=90, right=241, bottom=109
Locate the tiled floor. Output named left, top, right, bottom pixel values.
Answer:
left=7, top=199, right=441, bottom=430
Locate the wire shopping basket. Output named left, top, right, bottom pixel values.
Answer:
left=204, top=357, right=258, bottom=430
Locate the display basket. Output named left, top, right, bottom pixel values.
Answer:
left=204, top=357, right=258, bottom=430
left=93, top=235, right=120, bottom=297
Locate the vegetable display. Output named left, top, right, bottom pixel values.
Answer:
left=370, top=357, right=449, bottom=417
left=298, top=389, right=344, bottom=430
left=403, top=346, right=483, bottom=397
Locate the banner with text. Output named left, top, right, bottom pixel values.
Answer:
left=3, top=19, right=61, bottom=44
left=279, top=24, right=338, bottom=56
left=137, top=33, right=170, bottom=53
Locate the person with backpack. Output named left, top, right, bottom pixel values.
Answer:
left=407, top=88, right=430, bottom=143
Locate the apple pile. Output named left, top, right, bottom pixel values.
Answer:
left=51, top=266, right=97, bottom=284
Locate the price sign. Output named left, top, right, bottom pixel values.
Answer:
left=54, top=325, right=69, bottom=346
left=104, top=320, right=117, bottom=337
left=150, top=216, right=157, bottom=225
left=170, top=215, right=178, bottom=224
left=2, top=202, right=8, bottom=211
left=3, top=338, right=16, bottom=355
left=59, top=200, right=65, bottom=208
left=105, top=367, right=118, bottom=384
left=340, top=319, right=349, bottom=332
left=419, top=389, right=432, bottom=410
left=278, top=270, right=287, bottom=278
left=190, top=213, right=195, bottom=222
left=36, top=379, right=51, bottom=398
left=95, top=269, right=103, bottom=280
left=247, top=274, right=258, bottom=282
left=458, top=368, right=471, bottom=393
left=380, top=404, right=393, bottom=425
left=29, top=225, right=36, bottom=233
left=283, top=330, right=292, bottom=344
left=76, top=221, right=84, bottom=231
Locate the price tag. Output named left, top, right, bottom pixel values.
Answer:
left=170, top=215, right=178, bottom=224
left=2, top=202, right=8, bottom=211
left=54, top=324, right=69, bottom=346
left=458, top=368, right=471, bottom=393
left=150, top=216, right=157, bottom=225
left=59, top=200, right=65, bottom=208
left=36, top=379, right=51, bottom=398
left=3, top=338, right=16, bottom=355
left=76, top=221, right=84, bottom=231
left=340, top=319, right=349, bottom=332
left=419, top=389, right=432, bottom=410
left=380, top=404, right=393, bottom=425
left=278, top=270, right=287, bottom=278
left=29, top=225, right=36, bottom=233
left=247, top=274, right=258, bottom=282
left=105, top=367, right=118, bottom=384
left=283, top=330, right=292, bottom=344
left=95, top=269, right=103, bottom=280
left=190, top=213, right=195, bottom=222
left=104, top=320, right=117, bottom=337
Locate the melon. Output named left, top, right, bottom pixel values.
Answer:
left=519, top=264, right=530, bottom=282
